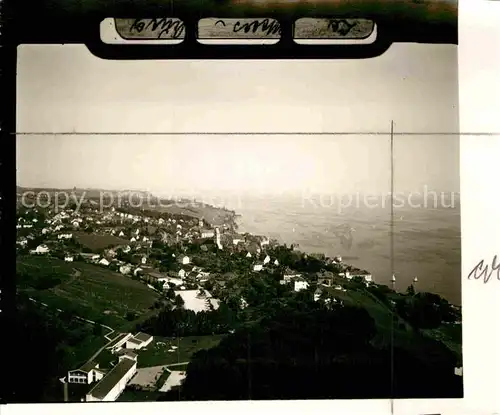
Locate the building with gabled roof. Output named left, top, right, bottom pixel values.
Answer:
left=85, top=353, right=137, bottom=402
left=67, top=360, right=106, bottom=385
left=125, top=332, right=154, bottom=350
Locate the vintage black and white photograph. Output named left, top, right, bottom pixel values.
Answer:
left=14, top=16, right=462, bottom=404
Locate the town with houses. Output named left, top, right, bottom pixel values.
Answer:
left=15, top=189, right=463, bottom=402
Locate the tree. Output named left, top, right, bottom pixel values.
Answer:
left=406, top=284, right=415, bottom=296
left=125, top=311, right=137, bottom=321
left=174, top=294, right=185, bottom=308
left=93, top=323, right=103, bottom=336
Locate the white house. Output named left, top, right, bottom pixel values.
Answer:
left=454, top=367, right=463, bottom=377
left=339, top=271, right=351, bottom=280
left=99, top=258, right=110, bottom=266
left=130, top=237, right=137, bottom=243
left=125, top=332, right=154, bottom=350
left=274, top=259, right=279, bottom=266
left=58, top=233, right=73, bottom=240
left=178, top=269, right=186, bottom=279
left=86, top=353, right=137, bottom=402
left=162, top=277, right=183, bottom=288
left=294, top=279, right=309, bottom=292
left=119, top=231, right=125, bottom=237
left=64, top=255, right=74, bottom=262
left=181, top=256, right=190, bottom=265
left=120, top=265, right=132, bottom=275
left=68, top=361, right=106, bottom=385
left=32, top=244, right=50, bottom=254
left=201, top=229, right=215, bottom=238
left=280, top=272, right=302, bottom=285
left=344, top=271, right=372, bottom=283
left=106, top=333, right=134, bottom=354
left=122, top=245, right=131, bottom=253
left=72, top=221, right=80, bottom=228
left=246, top=252, right=252, bottom=258
left=263, top=255, right=271, bottom=265
left=253, top=264, right=263, bottom=272
left=42, top=228, right=50, bottom=235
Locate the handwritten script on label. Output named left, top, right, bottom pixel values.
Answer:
left=294, top=18, right=375, bottom=39
left=467, top=254, right=500, bottom=283
left=327, top=19, right=358, bottom=36
left=115, top=18, right=185, bottom=40
left=198, top=18, right=281, bottom=38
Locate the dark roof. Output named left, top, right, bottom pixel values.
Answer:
left=106, top=333, right=131, bottom=349
left=118, top=349, right=138, bottom=359
left=247, top=242, right=261, bottom=253
left=87, top=358, right=136, bottom=400
left=68, top=369, right=88, bottom=375
left=134, top=332, right=153, bottom=342
left=78, top=360, right=97, bottom=373
left=351, top=270, right=370, bottom=275
left=147, top=271, right=167, bottom=280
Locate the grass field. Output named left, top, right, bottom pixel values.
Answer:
left=137, top=335, right=225, bottom=368
left=422, top=323, right=462, bottom=359
left=330, top=288, right=418, bottom=350
left=73, top=231, right=129, bottom=252
left=333, top=287, right=462, bottom=359
left=17, top=255, right=159, bottom=328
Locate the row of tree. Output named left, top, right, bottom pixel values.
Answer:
left=159, top=304, right=461, bottom=400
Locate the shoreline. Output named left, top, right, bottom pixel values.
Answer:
left=231, top=207, right=461, bottom=307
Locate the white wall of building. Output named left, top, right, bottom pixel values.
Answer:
left=141, top=337, right=153, bottom=348
left=102, top=361, right=137, bottom=402
left=294, top=280, right=309, bottom=292
left=85, top=360, right=137, bottom=402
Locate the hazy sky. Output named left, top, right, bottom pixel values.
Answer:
left=16, top=43, right=459, bottom=196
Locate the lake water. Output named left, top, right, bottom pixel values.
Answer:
left=224, top=193, right=461, bottom=305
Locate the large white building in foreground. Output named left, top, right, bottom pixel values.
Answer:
left=85, top=351, right=138, bottom=402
